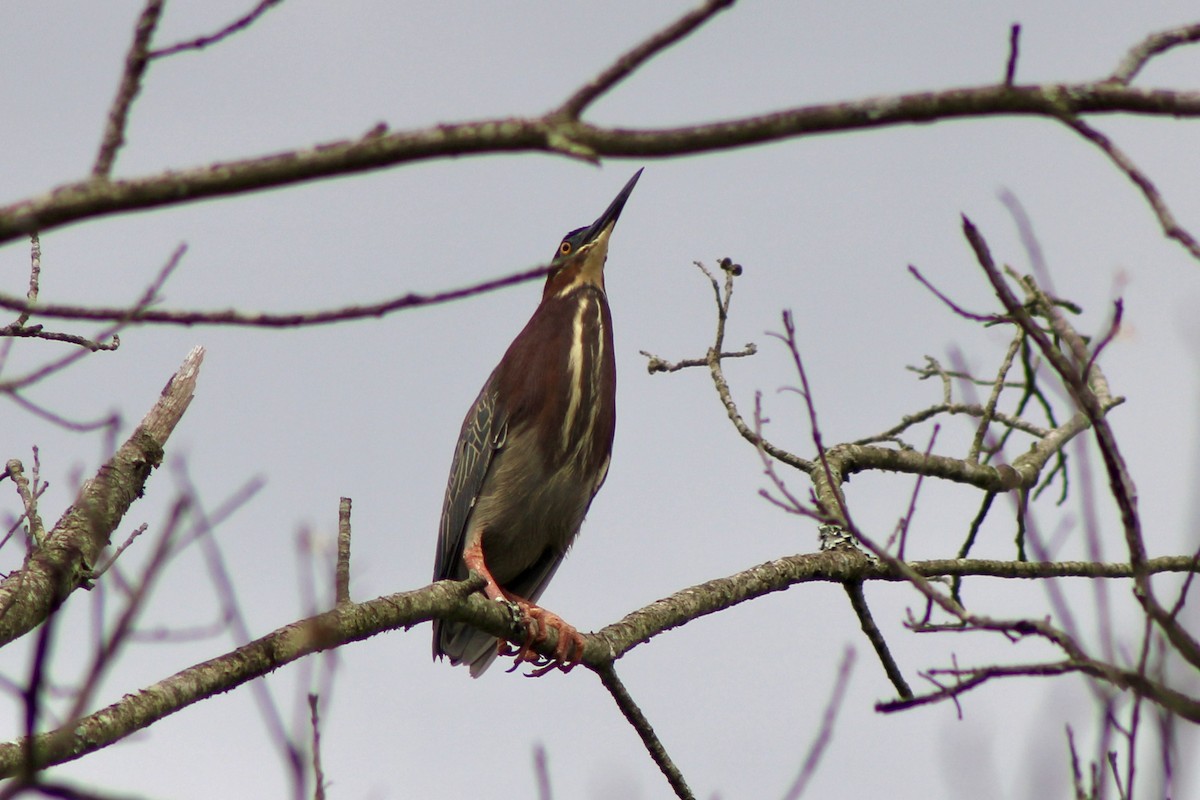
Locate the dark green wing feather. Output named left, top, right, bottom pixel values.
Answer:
left=433, top=379, right=504, bottom=583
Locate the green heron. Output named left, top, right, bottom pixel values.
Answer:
left=432, top=169, right=642, bottom=677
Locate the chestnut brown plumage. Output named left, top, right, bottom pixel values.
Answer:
left=432, top=170, right=642, bottom=676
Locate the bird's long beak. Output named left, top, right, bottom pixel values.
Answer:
left=581, top=168, right=643, bottom=245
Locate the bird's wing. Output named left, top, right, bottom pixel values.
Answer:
left=433, top=379, right=505, bottom=582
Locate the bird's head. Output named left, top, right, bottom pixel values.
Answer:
left=543, top=169, right=642, bottom=299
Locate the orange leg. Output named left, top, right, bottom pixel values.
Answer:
left=463, top=537, right=585, bottom=676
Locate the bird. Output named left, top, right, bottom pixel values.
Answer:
left=432, top=169, right=642, bottom=677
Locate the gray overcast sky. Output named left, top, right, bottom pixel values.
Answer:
left=3, top=2, right=1200, bottom=798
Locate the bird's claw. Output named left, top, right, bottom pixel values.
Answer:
left=495, top=602, right=585, bottom=677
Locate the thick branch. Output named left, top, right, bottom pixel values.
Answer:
left=4, top=83, right=1200, bottom=244
left=591, top=552, right=1195, bottom=660
left=0, top=550, right=1190, bottom=776
left=0, top=347, right=204, bottom=647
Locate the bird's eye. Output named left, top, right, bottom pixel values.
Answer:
left=559, top=241, right=572, bottom=255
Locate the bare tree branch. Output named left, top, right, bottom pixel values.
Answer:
left=0, top=549, right=1190, bottom=778
left=150, top=0, right=285, bottom=59
left=961, top=218, right=1200, bottom=672
left=93, top=0, right=164, bottom=177
left=782, top=647, right=856, bottom=800
left=643, top=259, right=812, bottom=472
left=0, top=264, right=552, bottom=329
left=335, top=498, right=351, bottom=606
left=844, top=582, right=910, bottom=699
left=1004, top=24, right=1022, bottom=87
left=5, top=83, right=1200, bottom=246
left=532, top=744, right=552, bottom=800
left=1058, top=114, right=1200, bottom=260
left=594, top=664, right=694, bottom=800
left=6, top=460, right=45, bottom=546
left=0, top=347, right=204, bottom=647
left=556, top=0, right=734, bottom=120
left=307, top=694, right=326, bottom=800
left=0, top=243, right=184, bottom=393
left=1108, top=22, right=1200, bottom=84
left=0, top=234, right=118, bottom=352
left=16, top=233, right=41, bottom=328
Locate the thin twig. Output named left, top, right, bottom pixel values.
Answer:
left=968, top=334, right=1022, bottom=464
left=640, top=346, right=755, bottom=373
left=308, top=694, right=326, bottom=800
left=5, top=460, right=45, bottom=546
left=998, top=189, right=1056, bottom=295
left=150, top=0, right=285, bottom=58
left=646, top=259, right=811, bottom=472
left=0, top=263, right=551, bottom=329
left=0, top=234, right=119, bottom=351
left=16, top=233, right=41, bottom=328
left=894, top=425, right=939, bottom=560
left=6, top=392, right=120, bottom=434
left=533, top=744, right=552, bottom=800
left=909, top=265, right=1007, bottom=324
left=951, top=491, right=996, bottom=603
left=0, top=243, right=186, bottom=393
left=556, top=0, right=735, bottom=118
left=335, top=498, right=351, bottom=606
left=909, top=356, right=1029, bottom=391
left=878, top=660, right=1089, bottom=714
left=93, top=0, right=164, bottom=176
left=1084, top=299, right=1123, bottom=383
left=1109, top=22, right=1200, bottom=85
left=781, top=647, right=856, bottom=800
left=1004, top=24, right=1021, bottom=86
left=1108, top=750, right=1128, bottom=800
left=89, top=524, right=148, bottom=578
left=844, top=584, right=910, bottom=699
left=1066, top=726, right=1089, bottom=800
left=21, top=609, right=57, bottom=780
left=1058, top=114, right=1200, bottom=262
left=168, top=470, right=300, bottom=782
left=702, top=262, right=812, bottom=472
left=0, top=324, right=120, bottom=352
left=594, top=664, right=694, bottom=800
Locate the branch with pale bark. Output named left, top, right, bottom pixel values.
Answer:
left=0, top=538, right=1188, bottom=779
left=0, top=346, right=203, bottom=648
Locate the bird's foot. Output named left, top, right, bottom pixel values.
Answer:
left=464, top=540, right=584, bottom=676
left=497, top=601, right=585, bottom=677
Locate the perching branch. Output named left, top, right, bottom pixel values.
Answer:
left=0, top=549, right=1188, bottom=778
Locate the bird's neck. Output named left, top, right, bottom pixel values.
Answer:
left=542, top=254, right=607, bottom=301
